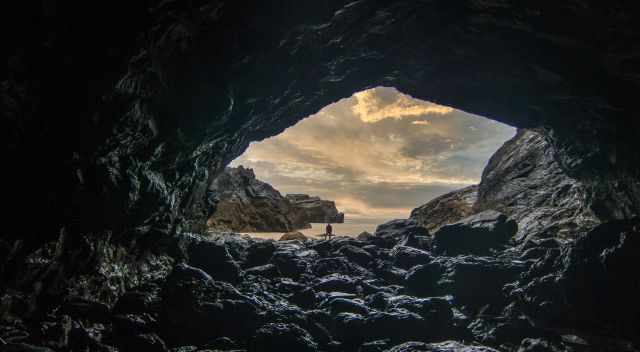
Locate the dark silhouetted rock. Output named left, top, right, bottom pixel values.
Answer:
left=432, top=210, right=517, bottom=255
left=245, top=240, right=276, bottom=268
left=249, top=323, right=318, bottom=352
left=337, top=244, right=373, bottom=267
left=384, top=341, right=500, bottom=352
left=186, top=237, right=241, bottom=283
left=374, top=219, right=429, bottom=248
left=390, top=246, right=432, bottom=270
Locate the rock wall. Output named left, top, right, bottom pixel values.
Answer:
left=206, top=167, right=343, bottom=232
left=411, top=129, right=601, bottom=241
left=286, top=194, right=345, bottom=224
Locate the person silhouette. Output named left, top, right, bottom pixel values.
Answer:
left=325, top=223, right=333, bottom=239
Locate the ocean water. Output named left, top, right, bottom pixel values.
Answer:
left=241, top=219, right=386, bottom=241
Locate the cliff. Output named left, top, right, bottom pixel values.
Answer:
left=206, top=167, right=343, bottom=232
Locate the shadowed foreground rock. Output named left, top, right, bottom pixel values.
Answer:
left=1, top=220, right=638, bottom=351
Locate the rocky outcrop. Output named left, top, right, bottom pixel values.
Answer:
left=4, top=221, right=638, bottom=351
left=411, top=185, right=478, bottom=233
left=411, top=130, right=600, bottom=241
left=474, top=129, right=600, bottom=241
left=432, top=210, right=517, bottom=256
left=206, top=167, right=344, bottom=232
left=206, top=166, right=309, bottom=232
left=286, top=194, right=344, bottom=223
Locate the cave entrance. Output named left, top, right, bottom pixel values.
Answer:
left=212, top=87, right=515, bottom=239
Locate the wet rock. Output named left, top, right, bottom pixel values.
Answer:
left=411, top=185, right=479, bottom=233
left=386, top=296, right=453, bottom=330
left=289, top=288, right=318, bottom=309
left=322, top=297, right=370, bottom=316
left=384, top=340, right=500, bottom=352
left=475, top=130, right=600, bottom=241
left=390, top=246, right=431, bottom=270
left=432, top=211, right=517, bottom=256
left=160, top=264, right=262, bottom=346
left=313, top=274, right=358, bottom=293
left=0, top=343, right=55, bottom=352
left=331, top=312, right=366, bottom=346
left=112, top=283, right=162, bottom=314
left=59, top=296, right=110, bottom=323
left=336, top=245, right=373, bottom=267
left=374, top=219, right=429, bottom=248
left=245, top=240, right=276, bottom=268
left=404, top=263, right=445, bottom=296
left=363, top=309, right=427, bottom=343
left=245, top=264, right=280, bottom=279
left=279, top=231, right=308, bottom=241
left=357, top=231, right=374, bottom=241
left=311, top=257, right=370, bottom=278
left=186, top=238, right=241, bottom=283
left=112, top=332, right=168, bottom=352
left=249, top=322, right=318, bottom=352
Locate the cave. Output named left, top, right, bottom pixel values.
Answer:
left=2, top=1, right=640, bottom=351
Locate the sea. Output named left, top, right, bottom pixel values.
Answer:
left=241, top=218, right=386, bottom=241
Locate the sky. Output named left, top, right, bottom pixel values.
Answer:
left=230, top=87, right=516, bottom=222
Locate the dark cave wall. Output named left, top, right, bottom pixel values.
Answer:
left=3, top=0, right=640, bottom=246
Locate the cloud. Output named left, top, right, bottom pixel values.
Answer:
left=231, top=87, right=516, bottom=221
left=352, top=87, right=454, bottom=123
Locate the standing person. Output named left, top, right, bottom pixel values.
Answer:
left=325, top=223, right=333, bottom=239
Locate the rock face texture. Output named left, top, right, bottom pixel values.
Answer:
left=3, top=1, right=640, bottom=351
left=432, top=210, right=517, bottom=256
left=411, top=130, right=600, bottom=241
left=411, top=185, right=478, bottom=233
left=286, top=194, right=345, bottom=223
left=475, top=129, right=600, bottom=240
left=206, top=167, right=343, bottom=232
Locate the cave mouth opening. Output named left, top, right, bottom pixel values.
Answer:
left=210, top=86, right=516, bottom=239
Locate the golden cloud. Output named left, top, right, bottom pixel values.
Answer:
left=352, top=88, right=454, bottom=123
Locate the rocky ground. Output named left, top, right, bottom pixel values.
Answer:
left=1, top=212, right=638, bottom=351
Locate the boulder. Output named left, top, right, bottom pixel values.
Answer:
left=279, top=231, right=308, bottom=241
left=336, top=244, right=373, bottom=267
left=249, top=323, right=318, bottom=352
left=384, top=341, right=500, bottom=352
left=432, top=210, right=517, bottom=256
left=186, top=238, right=241, bottom=283
left=390, top=246, right=432, bottom=270
left=374, top=219, right=429, bottom=247
left=357, top=231, right=374, bottom=241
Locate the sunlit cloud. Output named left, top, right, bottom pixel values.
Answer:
left=231, top=87, right=516, bottom=221
left=352, top=87, right=453, bottom=123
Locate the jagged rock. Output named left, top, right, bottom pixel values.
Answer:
left=411, top=185, right=479, bottom=233
left=160, top=264, right=262, bottom=345
left=475, top=130, right=600, bottom=241
left=374, top=219, right=430, bottom=248
left=249, top=323, right=318, bottom=352
left=245, top=240, right=277, bottom=268
left=245, top=264, right=281, bottom=279
left=286, top=194, right=345, bottom=223
left=206, top=166, right=310, bottom=232
left=390, top=246, right=432, bottom=270
left=357, top=231, right=374, bottom=241
left=384, top=340, right=500, bottom=352
left=432, top=211, right=517, bottom=256
left=185, top=238, right=241, bottom=283
left=279, top=231, right=308, bottom=241
left=321, top=297, right=370, bottom=316
left=336, top=245, right=373, bottom=267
